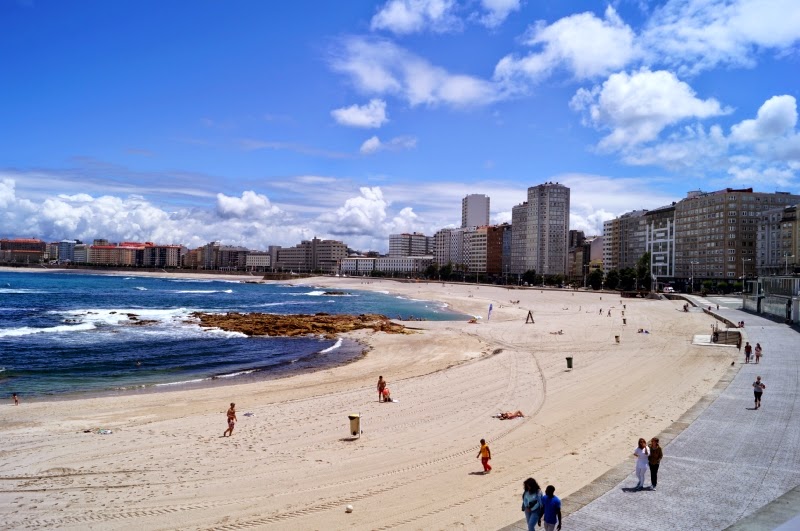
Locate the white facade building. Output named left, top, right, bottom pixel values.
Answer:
left=510, top=183, right=570, bottom=275
left=462, top=194, right=490, bottom=228
left=340, top=257, right=376, bottom=275
left=245, top=252, right=271, bottom=271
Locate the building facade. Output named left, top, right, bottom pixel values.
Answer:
left=602, top=210, right=647, bottom=274
left=461, top=194, right=490, bottom=228
left=644, top=205, right=676, bottom=281
left=757, top=205, right=797, bottom=276
left=510, top=182, right=570, bottom=275
left=276, top=237, right=347, bottom=274
left=388, top=232, right=432, bottom=257
left=0, top=238, right=47, bottom=263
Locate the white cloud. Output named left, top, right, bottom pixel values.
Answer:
left=331, top=99, right=389, bottom=128
left=730, top=95, right=798, bottom=143
left=641, top=0, right=800, bottom=75
left=216, top=191, right=282, bottom=219
left=370, top=0, right=460, bottom=34
left=477, top=0, right=520, bottom=28
left=360, top=135, right=418, bottom=154
left=331, top=37, right=502, bottom=107
left=494, top=6, right=637, bottom=85
left=622, top=124, right=730, bottom=171
left=570, top=69, right=729, bottom=150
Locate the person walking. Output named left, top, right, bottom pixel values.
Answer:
left=633, top=437, right=650, bottom=490
left=753, top=376, right=766, bottom=409
left=754, top=343, right=763, bottom=364
left=223, top=402, right=237, bottom=437
left=377, top=375, right=386, bottom=402
left=521, top=478, right=543, bottom=530
left=648, top=437, right=663, bottom=490
left=744, top=342, right=752, bottom=363
left=476, top=438, right=492, bottom=473
left=540, top=485, right=562, bottom=531
left=12, top=393, right=19, bottom=406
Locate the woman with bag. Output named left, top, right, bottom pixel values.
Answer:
left=521, top=477, right=543, bottom=530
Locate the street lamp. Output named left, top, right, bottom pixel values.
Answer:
left=583, top=264, right=589, bottom=289
left=690, top=260, right=699, bottom=293
left=741, top=257, right=751, bottom=279
left=785, top=253, right=795, bottom=275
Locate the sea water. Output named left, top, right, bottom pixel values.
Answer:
left=0, top=271, right=462, bottom=398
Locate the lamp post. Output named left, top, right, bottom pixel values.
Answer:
left=583, top=264, right=589, bottom=289
left=690, top=260, right=699, bottom=293
left=785, top=253, right=795, bottom=275
left=741, top=257, right=751, bottom=279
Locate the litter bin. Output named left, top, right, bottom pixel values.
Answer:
left=623, top=318, right=627, bottom=325
left=348, top=413, right=361, bottom=438
left=566, top=357, right=573, bottom=369
left=615, top=335, right=620, bottom=343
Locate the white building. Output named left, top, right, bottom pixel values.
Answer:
left=464, top=227, right=487, bottom=274
left=340, top=257, right=376, bottom=275
left=245, top=252, right=271, bottom=271
left=388, top=232, right=432, bottom=256
left=433, top=228, right=465, bottom=267
left=376, top=256, right=433, bottom=274
left=462, top=194, right=490, bottom=228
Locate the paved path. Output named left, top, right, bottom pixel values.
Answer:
left=501, top=299, right=800, bottom=531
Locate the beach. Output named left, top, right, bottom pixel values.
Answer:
left=0, top=275, right=735, bottom=530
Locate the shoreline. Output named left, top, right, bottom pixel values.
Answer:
left=0, top=276, right=735, bottom=530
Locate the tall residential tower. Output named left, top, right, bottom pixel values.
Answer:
left=461, top=194, right=490, bottom=228
left=510, top=182, right=570, bottom=276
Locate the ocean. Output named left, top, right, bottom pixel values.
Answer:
left=0, top=271, right=462, bottom=398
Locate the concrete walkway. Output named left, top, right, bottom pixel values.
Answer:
left=500, top=300, right=800, bottom=531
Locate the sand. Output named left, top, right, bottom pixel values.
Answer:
left=0, top=275, right=736, bottom=530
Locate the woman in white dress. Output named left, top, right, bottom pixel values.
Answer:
left=633, top=437, right=650, bottom=490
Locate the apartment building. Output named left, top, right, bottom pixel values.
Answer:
left=388, top=232, right=433, bottom=257
left=461, top=194, right=490, bottom=228
left=757, top=205, right=798, bottom=276
left=376, top=256, right=433, bottom=274
left=0, top=238, right=47, bottom=263
left=433, top=227, right=465, bottom=267
left=674, top=189, right=800, bottom=281
left=486, top=223, right=510, bottom=276
left=602, top=210, right=647, bottom=274
left=464, top=227, right=487, bottom=274
left=142, top=244, right=183, bottom=268
left=645, top=204, right=677, bottom=280
left=276, top=237, right=347, bottom=274
left=244, top=252, right=271, bottom=272
left=57, top=240, right=77, bottom=262
left=340, top=257, right=376, bottom=275
left=510, top=182, right=570, bottom=275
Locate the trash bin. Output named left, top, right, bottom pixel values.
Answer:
left=623, top=318, right=627, bottom=325
left=348, top=413, right=361, bottom=438
left=566, top=357, right=573, bottom=369
left=615, top=335, right=620, bottom=343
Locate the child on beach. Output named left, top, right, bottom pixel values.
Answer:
left=477, top=439, right=492, bottom=473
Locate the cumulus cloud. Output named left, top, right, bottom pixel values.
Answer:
left=477, top=0, right=520, bottom=28
left=370, top=0, right=460, bottom=34
left=330, top=36, right=502, bottom=107
left=570, top=69, right=729, bottom=150
left=641, top=0, right=800, bottom=75
left=216, top=191, right=282, bottom=219
left=494, top=6, right=637, bottom=85
left=331, top=99, right=389, bottom=128
left=360, top=135, right=417, bottom=154
left=730, top=95, right=798, bottom=143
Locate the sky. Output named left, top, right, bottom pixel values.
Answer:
left=2, top=0, right=800, bottom=252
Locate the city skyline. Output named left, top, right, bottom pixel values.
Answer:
left=3, top=1, right=800, bottom=252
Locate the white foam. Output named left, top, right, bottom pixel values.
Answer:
left=0, top=288, right=47, bottom=294
left=134, top=287, right=148, bottom=291
left=0, top=322, right=96, bottom=337
left=216, top=369, right=258, bottom=379
left=320, top=338, right=343, bottom=353
left=303, top=291, right=326, bottom=296
left=203, top=327, right=248, bottom=338
left=155, top=377, right=207, bottom=387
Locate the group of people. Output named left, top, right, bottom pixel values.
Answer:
left=743, top=342, right=763, bottom=363
left=633, top=437, right=663, bottom=490
left=377, top=375, right=393, bottom=402
left=521, top=478, right=562, bottom=531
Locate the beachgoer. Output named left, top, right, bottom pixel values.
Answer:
left=521, top=478, right=543, bottom=531
left=607, top=309, right=611, bottom=317
left=633, top=437, right=650, bottom=490
left=755, top=343, right=762, bottom=364
left=648, top=437, right=663, bottom=490
left=744, top=342, right=752, bottom=363
left=223, top=402, right=237, bottom=437
left=599, top=308, right=602, bottom=315
left=377, top=375, right=386, bottom=402
left=476, top=438, right=491, bottom=473
left=716, top=304, right=719, bottom=310
left=382, top=387, right=392, bottom=402
left=753, top=376, right=765, bottom=409
left=540, top=485, right=562, bottom=531
left=499, top=410, right=524, bottom=420
left=12, top=393, right=19, bottom=406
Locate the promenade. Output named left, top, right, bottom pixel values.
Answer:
left=501, top=297, right=800, bottom=531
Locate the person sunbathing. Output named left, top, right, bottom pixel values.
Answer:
left=498, top=410, right=524, bottom=420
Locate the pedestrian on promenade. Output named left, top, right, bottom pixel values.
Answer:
left=753, top=376, right=766, bottom=409
left=754, top=343, right=762, bottom=364
left=377, top=375, right=386, bottom=402
left=223, top=402, right=237, bottom=437
left=476, top=438, right=492, bottom=473
left=744, top=342, right=752, bottom=363
left=521, top=478, right=543, bottom=531
left=648, top=437, right=663, bottom=490
left=633, top=437, right=650, bottom=490
left=540, top=485, right=562, bottom=531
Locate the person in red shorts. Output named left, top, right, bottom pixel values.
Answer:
left=476, top=438, right=492, bottom=473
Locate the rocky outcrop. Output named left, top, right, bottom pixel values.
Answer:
left=189, top=312, right=409, bottom=338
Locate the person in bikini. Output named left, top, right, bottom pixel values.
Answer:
left=223, top=402, right=237, bottom=437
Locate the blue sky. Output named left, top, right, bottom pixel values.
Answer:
left=2, top=0, right=800, bottom=251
